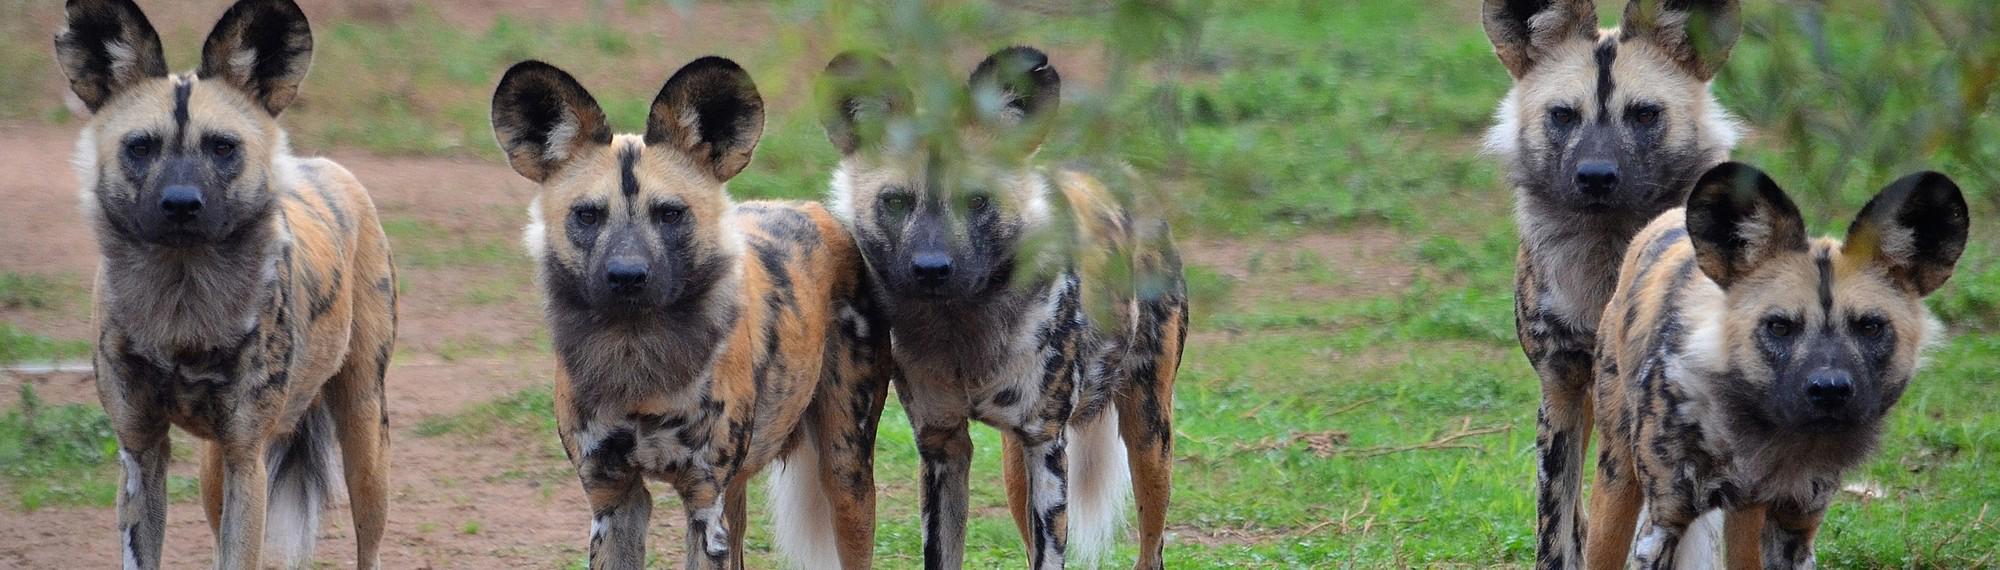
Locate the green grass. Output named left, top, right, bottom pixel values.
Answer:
left=0, top=385, right=198, bottom=511
left=0, top=324, right=92, bottom=365
left=0, top=273, right=83, bottom=311
left=0, top=0, right=1994, bottom=566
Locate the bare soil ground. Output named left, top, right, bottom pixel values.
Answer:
left=0, top=29, right=1409, bottom=563
left=0, top=114, right=1414, bottom=567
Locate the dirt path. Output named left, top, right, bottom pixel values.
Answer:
left=0, top=103, right=1417, bottom=566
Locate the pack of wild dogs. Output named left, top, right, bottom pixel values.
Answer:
left=49, top=0, right=1967, bottom=568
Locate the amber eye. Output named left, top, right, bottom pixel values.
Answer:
left=1630, top=105, right=1662, bottom=127
left=572, top=206, right=603, bottom=226
left=1765, top=317, right=1797, bottom=339
left=652, top=204, right=685, bottom=225
left=124, top=137, right=157, bottom=161
left=1548, top=106, right=1580, bottom=128
left=208, top=139, right=238, bottom=159
left=881, top=193, right=913, bottom=214
left=1854, top=318, right=1886, bottom=339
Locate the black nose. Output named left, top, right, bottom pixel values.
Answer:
left=606, top=257, right=648, bottom=294
left=1575, top=160, right=1619, bottom=197
left=911, top=252, right=952, bottom=287
left=160, top=185, right=203, bottom=222
left=1806, top=369, right=1855, bottom=410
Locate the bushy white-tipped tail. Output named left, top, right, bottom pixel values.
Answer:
left=769, top=433, right=840, bottom=569
left=1674, top=509, right=1726, bottom=570
left=264, top=401, right=340, bottom=569
left=1067, top=408, right=1131, bottom=568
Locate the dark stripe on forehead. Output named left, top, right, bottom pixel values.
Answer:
left=1594, top=38, right=1617, bottom=122
left=172, top=78, right=192, bottom=145
left=1816, top=249, right=1834, bottom=314
left=618, top=144, right=640, bottom=199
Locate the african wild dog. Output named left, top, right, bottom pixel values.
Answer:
left=1586, top=163, right=1969, bottom=568
left=490, top=57, right=893, bottom=569
left=819, top=47, right=1188, bottom=569
left=1480, top=0, right=1745, bottom=566
left=56, top=0, right=395, bottom=568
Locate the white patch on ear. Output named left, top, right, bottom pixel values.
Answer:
left=1874, top=223, right=1918, bottom=264
left=227, top=47, right=259, bottom=82
left=541, top=113, right=581, bottom=164
left=826, top=163, right=857, bottom=223
left=522, top=196, right=547, bottom=262
left=105, top=40, right=140, bottom=83
left=1734, top=207, right=1774, bottom=255
left=1482, top=87, right=1522, bottom=159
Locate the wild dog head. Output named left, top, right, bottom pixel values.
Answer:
left=820, top=47, right=1061, bottom=303
left=1685, top=163, right=1968, bottom=457
left=58, top=0, right=313, bottom=248
left=1483, top=0, right=1742, bottom=215
left=492, top=58, right=763, bottom=315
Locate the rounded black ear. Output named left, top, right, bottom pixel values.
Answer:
left=967, top=46, right=1060, bottom=129
left=1481, top=0, right=1598, bottom=79
left=54, top=0, right=168, bottom=112
left=197, top=0, right=314, bottom=116
left=1685, top=162, right=1808, bottom=289
left=490, top=61, right=612, bottom=183
left=646, top=56, right=765, bottom=182
left=1843, top=171, right=1970, bottom=296
left=818, top=51, right=909, bottom=156
left=1622, top=0, right=1741, bottom=81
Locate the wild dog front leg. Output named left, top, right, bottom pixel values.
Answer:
left=1019, top=432, right=1070, bottom=570
left=572, top=425, right=651, bottom=570
left=676, top=473, right=731, bottom=569
left=582, top=473, right=650, bottom=570
left=1760, top=495, right=1830, bottom=569
left=1629, top=489, right=1701, bottom=570
left=111, top=425, right=171, bottom=570
left=1519, top=278, right=1596, bottom=569
left=914, top=422, right=973, bottom=569
left=212, top=438, right=271, bottom=570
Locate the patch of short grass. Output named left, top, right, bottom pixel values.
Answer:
left=0, top=385, right=198, bottom=511
left=414, top=384, right=558, bottom=442
left=380, top=217, right=523, bottom=269
left=0, top=324, right=92, bottom=365
left=0, top=273, right=83, bottom=311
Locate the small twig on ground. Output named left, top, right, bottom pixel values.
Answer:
left=1925, top=502, right=1989, bottom=565
left=1350, top=417, right=1508, bottom=458
left=1233, top=430, right=1352, bottom=458
left=1297, top=495, right=1373, bottom=537
left=1328, top=397, right=1378, bottom=416
left=1238, top=400, right=1272, bottom=420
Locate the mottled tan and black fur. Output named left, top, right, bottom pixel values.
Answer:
left=57, top=0, right=396, bottom=568
left=491, top=57, right=892, bottom=569
left=820, top=47, right=1188, bottom=569
left=1586, top=162, right=1968, bottom=569
left=1480, top=1, right=1745, bottom=566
